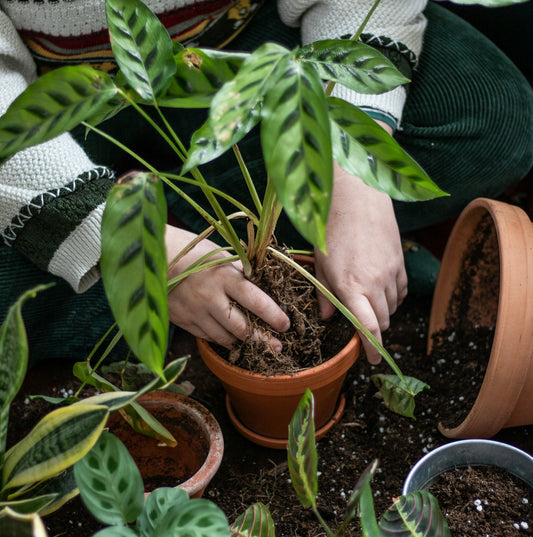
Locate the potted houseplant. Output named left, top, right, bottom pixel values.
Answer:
left=0, top=286, right=159, bottom=535
left=427, top=197, right=533, bottom=438
left=0, top=0, right=438, bottom=445
left=402, top=439, right=533, bottom=535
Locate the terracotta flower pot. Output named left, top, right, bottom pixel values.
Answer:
left=107, top=391, right=223, bottom=498
left=402, top=439, right=533, bottom=494
left=197, top=332, right=360, bottom=449
left=428, top=197, right=533, bottom=438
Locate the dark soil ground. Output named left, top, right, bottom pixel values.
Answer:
left=9, top=290, right=533, bottom=537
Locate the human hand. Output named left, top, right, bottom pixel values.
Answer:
left=314, top=162, right=408, bottom=364
left=165, top=225, right=290, bottom=351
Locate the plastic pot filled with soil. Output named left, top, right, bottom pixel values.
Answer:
left=403, top=439, right=533, bottom=536
left=428, top=197, right=533, bottom=438
left=107, top=391, right=224, bottom=498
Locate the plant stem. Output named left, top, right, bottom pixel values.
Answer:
left=233, top=144, right=262, bottom=214
left=312, top=505, right=336, bottom=537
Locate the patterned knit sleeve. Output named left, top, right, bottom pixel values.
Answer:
left=277, top=0, right=428, bottom=129
left=0, top=10, right=115, bottom=293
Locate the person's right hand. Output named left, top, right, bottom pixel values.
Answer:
left=165, top=225, right=290, bottom=350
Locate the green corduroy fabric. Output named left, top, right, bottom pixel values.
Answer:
left=1, top=1, right=532, bottom=364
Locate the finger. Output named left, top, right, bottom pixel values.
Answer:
left=346, top=296, right=384, bottom=365
left=229, top=281, right=290, bottom=333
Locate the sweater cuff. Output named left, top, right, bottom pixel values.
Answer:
left=48, top=203, right=104, bottom=293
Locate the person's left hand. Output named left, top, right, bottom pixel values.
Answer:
left=314, top=161, right=408, bottom=364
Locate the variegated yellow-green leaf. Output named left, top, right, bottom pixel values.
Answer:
left=262, top=58, right=332, bottom=251
left=0, top=284, right=52, bottom=459
left=137, top=487, right=190, bottom=535
left=74, top=431, right=144, bottom=526
left=328, top=97, right=448, bottom=202
left=7, top=467, right=78, bottom=516
left=0, top=66, right=117, bottom=161
left=287, top=389, right=317, bottom=509
left=184, top=42, right=290, bottom=173
left=2, top=404, right=108, bottom=491
left=371, top=374, right=429, bottom=419
left=379, top=491, right=451, bottom=536
left=0, top=507, right=48, bottom=537
left=72, top=391, right=139, bottom=412
left=161, top=48, right=247, bottom=108
left=230, top=502, right=275, bottom=537
left=105, top=0, right=176, bottom=101
left=101, top=172, right=168, bottom=379
left=296, top=39, right=409, bottom=94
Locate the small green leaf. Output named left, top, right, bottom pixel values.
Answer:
left=157, top=498, right=230, bottom=537
left=93, top=527, right=139, bottom=537
left=230, top=502, right=275, bottom=537
left=161, top=48, right=247, bottom=108
left=328, top=97, right=447, bottom=201
left=101, top=172, right=168, bottom=379
left=379, top=491, right=451, bottom=536
left=74, top=431, right=144, bottom=526
left=371, top=374, right=429, bottom=419
left=0, top=66, right=117, bottom=160
left=287, top=389, right=318, bottom=509
left=296, top=39, right=408, bottom=94
left=137, top=487, right=190, bottom=536
left=262, top=58, right=332, bottom=251
left=105, top=0, right=175, bottom=101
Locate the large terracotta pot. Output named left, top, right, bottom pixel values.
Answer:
left=107, top=391, right=224, bottom=498
left=428, top=197, right=533, bottom=438
left=197, top=332, right=360, bottom=449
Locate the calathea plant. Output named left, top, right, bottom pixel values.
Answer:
left=1, top=0, right=523, bottom=418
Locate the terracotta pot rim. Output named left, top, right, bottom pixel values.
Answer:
left=429, top=197, right=533, bottom=438
left=197, top=332, right=360, bottom=389
left=402, top=439, right=533, bottom=494
left=137, top=391, right=224, bottom=497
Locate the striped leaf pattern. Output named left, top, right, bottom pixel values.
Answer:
left=230, top=502, right=275, bottom=537
left=184, top=42, right=289, bottom=173
left=328, top=97, right=448, bottom=201
left=136, top=487, right=189, bottom=535
left=261, top=58, right=332, bottom=251
left=0, top=285, right=50, bottom=460
left=287, top=389, right=318, bottom=509
left=105, top=0, right=176, bottom=101
left=101, top=172, right=168, bottom=379
left=74, top=432, right=144, bottom=526
left=161, top=48, right=247, bottom=108
left=0, top=66, right=117, bottom=161
left=379, top=491, right=451, bottom=537
left=297, top=39, right=408, bottom=94
left=2, top=405, right=109, bottom=491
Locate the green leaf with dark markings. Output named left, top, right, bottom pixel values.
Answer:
left=328, top=97, right=448, bottom=201
left=183, top=42, right=290, bottom=173
left=160, top=48, right=248, bottom=108
left=379, top=491, right=451, bottom=536
left=2, top=404, right=108, bottom=491
left=105, top=0, right=176, bottom=101
left=74, top=431, right=144, bottom=526
left=137, top=488, right=190, bottom=535
left=287, top=389, right=317, bottom=509
left=261, top=58, right=332, bottom=251
left=296, top=39, right=409, bottom=94
left=0, top=66, right=117, bottom=161
left=0, top=284, right=52, bottom=460
left=371, top=374, right=429, bottom=419
left=101, top=172, right=168, bottom=378
left=230, top=502, right=276, bottom=537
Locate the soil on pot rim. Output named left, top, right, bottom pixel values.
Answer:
left=8, top=291, right=533, bottom=537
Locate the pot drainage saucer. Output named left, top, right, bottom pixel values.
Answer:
left=225, top=393, right=346, bottom=449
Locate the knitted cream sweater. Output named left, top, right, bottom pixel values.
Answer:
left=0, top=0, right=427, bottom=292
